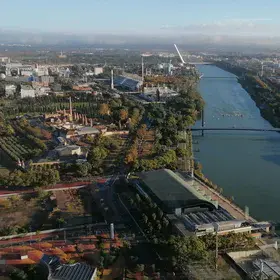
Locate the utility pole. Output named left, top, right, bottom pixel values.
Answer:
left=29, top=226, right=32, bottom=246
left=260, top=260, right=263, bottom=280
left=261, top=62, right=264, bottom=77
left=111, top=69, right=114, bottom=89
left=214, top=223, right=219, bottom=271
left=184, top=130, right=187, bottom=172
left=215, top=231, right=218, bottom=270
left=190, top=132, right=194, bottom=178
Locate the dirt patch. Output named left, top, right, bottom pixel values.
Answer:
left=52, top=188, right=94, bottom=227
left=0, top=195, right=41, bottom=230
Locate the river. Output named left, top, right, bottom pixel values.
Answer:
left=194, top=65, right=280, bottom=221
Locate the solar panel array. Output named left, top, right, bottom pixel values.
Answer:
left=253, top=259, right=280, bottom=279
left=182, top=208, right=234, bottom=231
left=52, top=263, right=96, bottom=280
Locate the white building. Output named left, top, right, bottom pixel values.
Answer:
left=0, top=57, right=10, bottom=63
left=34, top=65, right=49, bottom=77
left=56, top=145, right=82, bottom=157
left=20, top=85, right=35, bottom=98
left=5, top=63, right=23, bottom=76
left=19, top=66, right=33, bottom=76
left=94, top=67, right=103, bottom=75
left=5, top=84, right=17, bottom=97
left=59, top=68, right=71, bottom=78
left=40, top=75, right=54, bottom=84
left=65, top=126, right=100, bottom=139
left=35, top=86, right=51, bottom=96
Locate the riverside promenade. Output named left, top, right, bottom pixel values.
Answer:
left=178, top=171, right=257, bottom=222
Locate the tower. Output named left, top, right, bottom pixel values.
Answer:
left=110, top=223, right=115, bottom=239
left=111, top=69, right=114, bottom=90
left=141, top=56, right=144, bottom=83
left=69, top=97, right=73, bottom=122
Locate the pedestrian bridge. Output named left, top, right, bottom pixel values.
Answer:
left=191, top=127, right=280, bottom=132
left=201, top=76, right=237, bottom=79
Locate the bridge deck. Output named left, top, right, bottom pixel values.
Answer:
left=191, top=127, right=280, bottom=132
left=201, top=77, right=237, bottom=79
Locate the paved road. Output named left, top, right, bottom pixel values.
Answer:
left=0, top=181, right=94, bottom=197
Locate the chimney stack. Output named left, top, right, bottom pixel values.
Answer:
left=111, top=69, right=114, bottom=90
left=69, top=97, right=73, bottom=122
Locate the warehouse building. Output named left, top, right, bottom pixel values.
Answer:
left=114, top=75, right=143, bottom=91
left=137, top=169, right=251, bottom=236
left=41, top=254, right=97, bottom=280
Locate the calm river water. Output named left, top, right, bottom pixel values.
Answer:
left=194, top=65, right=280, bottom=221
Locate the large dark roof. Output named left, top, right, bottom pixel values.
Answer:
left=41, top=255, right=96, bottom=280
left=114, top=76, right=141, bottom=89
left=139, top=169, right=216, bottom=211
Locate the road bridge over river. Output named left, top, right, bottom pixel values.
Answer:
left=191, top=127, right=280, bottom=132
left=201, top=76, right=238, bottom=79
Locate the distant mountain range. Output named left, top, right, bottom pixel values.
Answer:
left=1, top=29, right=280, bottom=52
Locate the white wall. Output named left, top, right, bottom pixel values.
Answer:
left=21, top=89, right=35, bottom=98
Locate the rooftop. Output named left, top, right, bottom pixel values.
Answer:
left=76, top=126, right=100, bottom=135
left=21, top=85, right=34, bottom=90
left=138, top=169, right=216, bottom=211
left=55, top=145, right=81, bottom=152
left=41, top=254, right=96, bottom=280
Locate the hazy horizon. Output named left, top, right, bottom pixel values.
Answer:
left=1, top=0, right=280, bottom=51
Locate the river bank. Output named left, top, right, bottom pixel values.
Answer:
left=214, top=61, right=280, bottom=128
left=195, top=64, right=280, bottom=221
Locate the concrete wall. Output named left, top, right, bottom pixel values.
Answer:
left=103, top=131, right=129, bottom=136
left=227, top=249, right=261, bottom=260
left=0, top=222, right=107, bottom=241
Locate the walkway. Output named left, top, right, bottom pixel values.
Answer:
left=177, top=172, right=256, bottom=222
left=0, top=181, right=92, bottom=197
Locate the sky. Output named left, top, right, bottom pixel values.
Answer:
left=1, top=0, right=280, bottom=36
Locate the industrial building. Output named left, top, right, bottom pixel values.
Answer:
left=55, top=145, right=83, bottom=157
left=41, top=254, right=97, bottom=280
left=137, top=169, right=251, bottom=236
left=227, top=245, right=280, bottom=280
left=114, top=75, right=143, bottom=91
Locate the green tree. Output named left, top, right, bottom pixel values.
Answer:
left=142, top=214, right=148, bottom=224
left=135, top=264, right=144, bottom=273
left=168, top=235, right=208, bottom=272
left=99, top=103, right=110, bottom=116
left=75, top=162, right=92, bottom=177
left=9, top=267, right=28, bottom=280
left=118, top=108, right=128, bottom=129
left=88, top=146, right=108, bottom=167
